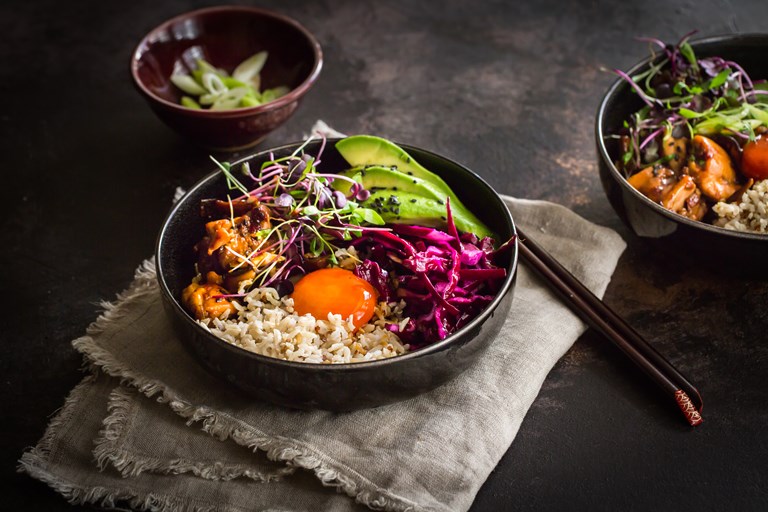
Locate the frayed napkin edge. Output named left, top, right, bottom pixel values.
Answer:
left=17, top=374, right=219, bottom=512
left=70, top=259, right=425, bottom=512
left=93, top=385, right=296, bottom=483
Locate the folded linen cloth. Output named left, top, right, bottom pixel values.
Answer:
left=19, top=159, right=626, bottom=511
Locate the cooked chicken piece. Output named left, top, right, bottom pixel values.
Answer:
left=627, top=165, right=677, bottom=203
left=684, top=190, right=708, bottom=221
left=662, top=131, right=688, bottom=173
left=204, top=271, right=224, bottom=286
left=205, top=203, right=271, bottom=255
left=660, top=175, right=707, bottom=220
left=687, top=135, right=740, bottom=201
left=195, top=203, right=276, bottom=273
left=182, top=282, right=237, bottom=320
left=223, top=268, right=256, bottom=294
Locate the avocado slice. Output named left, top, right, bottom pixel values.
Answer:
left=361, top=190, right=494, bottom=239
left=334, top=166, right=444, bottom=200
left=335, top=135, right=494, bottom=239
left=336, top=135, right=457, bottom=199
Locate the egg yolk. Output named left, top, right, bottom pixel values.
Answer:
left=291, top=268, right=377, bottom=329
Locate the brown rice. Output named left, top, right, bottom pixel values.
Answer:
left=713, top=179, right=768, bottom=233
left=198, top=287, right=410, bottom=364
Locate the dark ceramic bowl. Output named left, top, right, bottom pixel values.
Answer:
left=131, top=6, right=322, bottom=151
left=156, top=139, right=518, bottom=411
left=596, top=34, right=768, bottom=267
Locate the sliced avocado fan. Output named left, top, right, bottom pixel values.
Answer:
left=335, top=135, right=495, bottom=239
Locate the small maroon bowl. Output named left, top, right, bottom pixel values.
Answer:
left=131, top=6, right=322, bottom=151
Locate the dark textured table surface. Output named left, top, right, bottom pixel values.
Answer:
left=3, top=1, right=768, bottom=510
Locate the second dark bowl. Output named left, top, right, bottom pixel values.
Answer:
left=156, top=140, right=518, bottom=411
left=596, top=34, right=768, bottom=268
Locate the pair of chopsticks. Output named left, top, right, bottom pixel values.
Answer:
left=517, top=228, right=703, bottom=427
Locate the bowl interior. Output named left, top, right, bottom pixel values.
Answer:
left=156, top=139, right=517, bottom=366
left=597, top=34, right=768, bottom=240
left=133, top=7, right=319, bottom=107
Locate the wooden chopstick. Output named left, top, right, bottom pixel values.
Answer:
left=516, top=227, right=703, bottom=427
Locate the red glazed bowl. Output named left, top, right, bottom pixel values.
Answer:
left=131, top=6, right=322, bottom=151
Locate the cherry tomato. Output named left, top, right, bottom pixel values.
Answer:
left=741, top=136, right=768, bottom=180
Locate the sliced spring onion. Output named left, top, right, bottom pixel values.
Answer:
left=211, top=87, right=249, bottom=110
left=173, top=53, right=289, bottom=110
left=198, top=92, right=221, bottom=106
left=202, top=72, right=227, bottom=95
left=261, top=86, right=290, bottom=102
left=180, top=96, right=202, bottom=109
left=171, top=74, right=207, bottom=96
left=196, top=59, right=226, bottom=78
left=221, top=76, right=248, bottom=89
left=746, top=103, right=768, bottom=124
left=240, top=96, right=262, bottom=108
left=233, top=51, right=268, bottom=82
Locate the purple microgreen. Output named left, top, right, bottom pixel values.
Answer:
left=613, top=68, right=657, bottom=107
left=241, top=161, right=257, bottom=180
left=316, top=133, right=327, bottom=162
left=729, top=130, right=751, bottom=140
left=249, top=176, right=281, bottom=197
left=275, top=193, right=294, bottom=207
left=319, top=172, right=358, bottom=186
left=638, top=126, right=664, bottom=150
left=635, top=36, right=667, bottom=51
left=332, top=190, right=347, bottom=208
left=285, top=157, right=307, bottom=184
left=263, top=257, right=293, bottom=287
left=725, top=60, right=754, bottom=90
left=257, top=164, right=284, bottom=179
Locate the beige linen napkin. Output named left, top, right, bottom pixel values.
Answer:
left=19, top=193, right=626, bottom=511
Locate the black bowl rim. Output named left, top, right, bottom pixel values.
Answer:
left=595, top=32, right=768, bottom=242
left=130, top=5, right=323, bottom=118
left=155, top=139, right=519, bottom=372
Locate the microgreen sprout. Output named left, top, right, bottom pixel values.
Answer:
left=208, top=136, right=389, bottom=285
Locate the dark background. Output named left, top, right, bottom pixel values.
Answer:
left=3, top=0, right=767, bottom=510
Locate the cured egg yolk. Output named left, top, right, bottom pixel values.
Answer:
left=291, top=268, right=377, bottom=329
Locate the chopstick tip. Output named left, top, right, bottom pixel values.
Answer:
left=674, top=389, right=703, bottom=427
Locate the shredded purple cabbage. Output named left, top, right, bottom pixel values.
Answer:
left=350, top=200, right=513, bottom=347
left=353, top=260, right=393, bottom=303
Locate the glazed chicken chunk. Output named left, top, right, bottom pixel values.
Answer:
left=687, top=135, right=740, bottom=202
left=182, top=281, right=237, bottom=320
